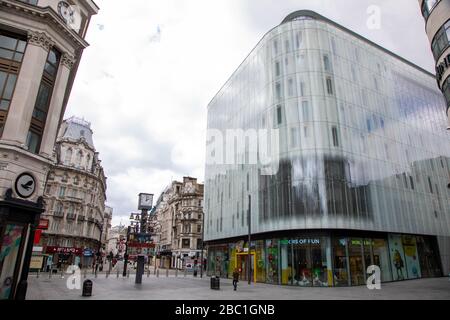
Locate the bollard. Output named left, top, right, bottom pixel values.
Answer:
left=127, top=270, right=130, bottom=278
left=117, top=269, right=120, bottom=278
left=156, top=268, right=159, bottom=278
left=175, top=268, right=178, bottom=277
left=184, top=268, right=187, bottom=277
left=49, top=268, right=52, bottom=279
left=60, top=269, right=64, bottom=279
left=166, top=268, right=169, bottom=277
left=106, top=271, right=109, bottom=278
left=154, top=266, right=156, bottom=275
left=95, top=270, right=98, bottom=278
left=147, top=268, right=150, bottom=278
left=84, top=269, right=87, bottom=279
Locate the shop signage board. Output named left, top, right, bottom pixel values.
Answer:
left=30, top=256, right=44, bottom=270
left=38, top=219, right=50, bottom=230
left=46, top=246, right=82, bottom=255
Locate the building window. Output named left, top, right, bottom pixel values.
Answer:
left=302, top=100, right=310, bottom=121
left=428, top=177, right=433, bottom=193
left=197, top=225, right=201, bottom=233
left=288, top=78, right=294, bottom=96
left=59, top=186, right=66, bottom=198
left=323, top=54, right=331, bottom=71
left=26, top=47, right=60, bottom=154
left=0, top=31, right=27, bottom=135
left=299, top=82, right=306, bottom=96
left=275, top=61, right=281, bottom=77
left=431, top=20, right=450, bottom=60
left=421, top=0, right=440, bottom=19
left=443, top=76, right=450, bottom=109
left=276, top=105, right=282, bottom=125
left=64, top=148, right=72, bottom=165
left=182, top=239, right=190, bottom=249
left=326, top=77, right=334, bottom=95
left=275, top=82, right=282, bottom=100
left=290, top=127, right=299, bottom=148
left=295, top=32, right=302, bottom=49
left=332, top=126, right=339, bottom=147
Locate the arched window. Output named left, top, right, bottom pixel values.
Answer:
left=85, top=154, right=91, bottom=170
left=64, top=148, right=72, bottom=165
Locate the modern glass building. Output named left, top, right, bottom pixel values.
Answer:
left=204, top=10, right=450, bottom=287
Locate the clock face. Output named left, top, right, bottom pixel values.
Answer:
left=15, top=173, right=36, bottom=199
left=138, top=193, right=153, bottom=209
left=58, top=2, right=75, bottom=23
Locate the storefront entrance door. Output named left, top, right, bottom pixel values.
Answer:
left=236, top=253, right=255, bottom=283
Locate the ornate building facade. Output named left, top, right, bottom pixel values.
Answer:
left=154, top=177, right=204, bottom=269
left=0, top=0, right=98, bottom=300
left=39, top=116, right=108, bottom=269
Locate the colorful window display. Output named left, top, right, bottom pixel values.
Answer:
left=206, top=232, right=441, bottom=286
left=0, top=224, right=24, bottom=300
left=265, top=239, right=279, bottom=284
left=333, top=237, right=349, bottom=286
left=402, top=235, right=421, bottom=279
left=388, top=234, right=407, bottom=281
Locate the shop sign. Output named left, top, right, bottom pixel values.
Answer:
left=30, top=256, right=44, bottom=269
left=38, top=219, right=50, bottom=230
left=33, top=246, right=43, bottom=252
left=34, top=229, right=42, bottom=244
left=280, top=238, right=320, bottom=245
left=83, top=249, right=94, bottom=257
left=46, top=246, right=82, bottom=255
left=128, top=242, right=155, bottom=248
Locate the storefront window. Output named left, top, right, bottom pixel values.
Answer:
left=416, top=236, right=441, bottom=278
left=388, top=234, right=407, bottom=281
left=402, top=235, right=421, bottom=279
left=255, top=240, right=266, bottom=283
left=348, top=238, right=365, bottom=286
left=265, top=239, right=279, bottom=284
left=372, top=238, right=392, bottom=282
left=333, top=237, right=349, bottom=286
left=0, top=224, right=24, bottom=300
left=280, top=239, right=290, bottom=285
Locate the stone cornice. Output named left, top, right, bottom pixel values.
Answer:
left=27, top=30, right=54, bottom=50
left=61, top=52, right=76, bottom=69
left=0, top=0, right=90, bottom=49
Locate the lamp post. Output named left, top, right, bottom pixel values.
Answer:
left=122, top=225, right=131, bottom=277
left=200, top=210, right=205, bottom=278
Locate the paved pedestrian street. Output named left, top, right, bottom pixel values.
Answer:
left=26, top=271, right=450, bottom=300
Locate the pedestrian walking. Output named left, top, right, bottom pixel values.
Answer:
left=232, top=268, right=240, bottom=291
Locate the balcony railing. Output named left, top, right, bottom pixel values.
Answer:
left=67, top=213, right=76, bottom=220
left=77, top=215, right=85, bottom=222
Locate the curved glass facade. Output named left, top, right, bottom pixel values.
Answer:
left=204, top=13, right=450, bottom=284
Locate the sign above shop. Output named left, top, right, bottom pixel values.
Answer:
left=280, top=238, right=321, bottom=245
left=38, top=219, right=49, bottom=230
left=46, top=246, right=82, bottom=255
left=14, top=172, right=36, bottom=199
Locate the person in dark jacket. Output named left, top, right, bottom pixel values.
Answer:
left=232, top=268, right=240, bottom=291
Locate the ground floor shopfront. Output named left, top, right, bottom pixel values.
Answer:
left=206, top=230, right=442, bottom=287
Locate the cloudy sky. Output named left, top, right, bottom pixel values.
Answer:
left=65, top=0, right=435, bottom=226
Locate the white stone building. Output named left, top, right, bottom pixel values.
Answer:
left=0, top=0, right=98, bottom=300
left=39, top=116, right=108, bottom=269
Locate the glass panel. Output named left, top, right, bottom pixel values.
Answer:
left=0, top=224, right=24, bottom=300
left=0, top=35, right=17, bottom=50
left=0, top=48, right=14, bottom=60
left=0, top=72, right=6, bottom=93
left=265, top=239, right=279, bottom=284
left=26, top=130, right=40, bottom=154
left=3, top=74, right=17, bottom=100
left=13, top=52, right=23, bottom=62
left=402, top=235, right=421, bottom=279
left=47, top=49, right=58, bottom=65
left=333, top=237, right=348, bottom=286
left=0, top=100, right=9, bottom=111
left=16, top=40, right=26, bottom=53
left=255, top=240, right=266, bottom=283
left=372, top=238, right=392, bottom=282
left=416, top=236, right=441, bottom=277
left=44, top=62, right=57, bottom=77
left=292, top=239, right=311, bottom=286
left=388, top=234, right=407, bottom=281
left=311, top=237, right=330, bottom=287
left=348, top=238, right=365, bottom=286
left=34, top=83, right=51, bottom=113
left=280, top=239, right=290, bottom=285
